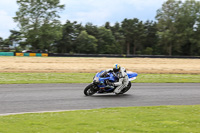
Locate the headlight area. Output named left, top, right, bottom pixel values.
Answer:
left=93, top=76, right=99, bottom=84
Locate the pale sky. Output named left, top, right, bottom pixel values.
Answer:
left=0, top=0, right=172, bottom=39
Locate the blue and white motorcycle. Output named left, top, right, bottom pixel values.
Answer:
left=84, top=70, right=138, bottom=96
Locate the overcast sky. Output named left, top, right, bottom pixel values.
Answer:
left=0, top=0, right=171, bottom=39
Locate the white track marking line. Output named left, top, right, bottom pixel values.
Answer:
left=0, top=109, right=91, bottom=116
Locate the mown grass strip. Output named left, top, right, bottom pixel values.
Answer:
left=0, top=105, right=200, bottom=133
left=0, top=73, right=199, bottom=84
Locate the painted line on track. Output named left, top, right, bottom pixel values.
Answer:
left=0, top=109, right=91, bottom=116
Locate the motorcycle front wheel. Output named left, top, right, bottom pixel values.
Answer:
left=84, top=84, right=98, bottom=96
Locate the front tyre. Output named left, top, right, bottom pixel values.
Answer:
left=84, top=84, right=98, bottom=96
left=120, top=81, right=132, bottom=94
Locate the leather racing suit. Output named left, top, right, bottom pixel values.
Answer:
left=105, top=67, right=129, bottom=94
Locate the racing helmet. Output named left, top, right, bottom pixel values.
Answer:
left=113, top=64, right=121, bottom=72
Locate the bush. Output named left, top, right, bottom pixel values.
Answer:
left=143, top=47, right=153, bottom=55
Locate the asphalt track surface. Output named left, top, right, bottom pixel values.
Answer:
left=0, top=83, right=200, bottom=115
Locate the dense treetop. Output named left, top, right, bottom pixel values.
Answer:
left=0, top=0, right=200, bottom=56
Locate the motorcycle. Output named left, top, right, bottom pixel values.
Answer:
left=84, top=70, right=138, bottom=96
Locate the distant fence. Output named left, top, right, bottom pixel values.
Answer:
left=0, top=52, right=14, bottom=56
left=0, top=52, right=199, bottom=59
left=15, top=53, right=48, bottom=57
left=48, top=53, right=200, bottom=59
left=0, top=52, right=48, bottom=57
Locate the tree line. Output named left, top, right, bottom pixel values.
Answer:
left=0, top=0, right=200, bottom=56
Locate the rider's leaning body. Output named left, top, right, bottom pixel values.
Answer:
left=103, top=64, right=129, bottom=94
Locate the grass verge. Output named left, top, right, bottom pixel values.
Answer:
left=0, top=105, right=200, bottom=133
left=0, top=73, right=199, bottom=84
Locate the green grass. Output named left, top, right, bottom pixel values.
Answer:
left=0, top=73, right=94, bottom=84
left=0, top=73, right=199, bottom=132
left=0, top=73, right=199, bottom=84
left=137, top=73, right=200, bottom=83
left=0, top=105, right=200, bottom=133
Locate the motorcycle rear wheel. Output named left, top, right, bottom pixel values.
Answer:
left=120, top=81, right=132, bottom=94
left=84, top=84, right=98, bottom=96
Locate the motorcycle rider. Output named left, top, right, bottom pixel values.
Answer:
left=104, top=64, right=129, bottom=94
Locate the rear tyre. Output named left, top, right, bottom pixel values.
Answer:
left=120, top=81, right=132, bottom=94
left=84, top=84, right=98, bottom=96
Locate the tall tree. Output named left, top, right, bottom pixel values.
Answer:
left=194, top=14, right=200, bottom=55
left=0, top=37, right=4, bottom=51
left=37, top=22, right=62, bottom=52
left=111, top=22, right=125, bottom=54
left=8, top=30, right=22, bottom=52
left=156, top=0, right=182, bottom=55
left=85, top=23, right=99, bottom=37
left=175, top=0, right=200, bottom=55
left=75, top=31, right=97, bottom=54
left=122, top=18, right=145, bottom=55
left=14, top=0, right=64, bottom=51
left=55, top=20, right=83, bottom=53
left=143, top=21, right=158, bottom=55
left=96, top=27, right=121, bottom=54
left=157, top=0, right=200, bottom=56
left=132, top=20, right=146, bottom=55
left=104, top=22, right=111, bottom=29
left=121, top=19, right=132, bottom=55
left=194, top=24, right=200, bottom=55
left=2, top=39, right=11, bottom=51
